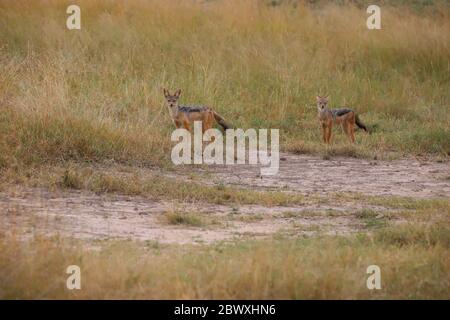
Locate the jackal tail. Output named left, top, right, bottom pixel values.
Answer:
left=355, top=114, right=368, bottom=133
left=213, top=111, right=232, bottom=130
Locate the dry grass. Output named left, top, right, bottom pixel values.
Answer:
left=163, top=211, right=205, bottom=227
left=0, top=183, right=448, bottom=299
left=161, top=209, right=220, bottom=227
left=35, top=165, right=307, bottom=206
left=0, top=0, right=449, bottom=177
left=0, top=0, right=449, bottom=300
left=0, top=222, right=449, bottom=299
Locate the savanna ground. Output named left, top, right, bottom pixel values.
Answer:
left=0, top=0, right=449, bottom=299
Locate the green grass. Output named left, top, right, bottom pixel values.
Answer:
left=165, top=212, right=203, bottom=227
left=354, top=209, right=387, bottom=228
left=374, top=223, right=450, bottom=248
left=54, top=166, right=307, bottom=206
left=335, top=192, right=450, bottom=211
left=162, top=210, right=218, bottom=228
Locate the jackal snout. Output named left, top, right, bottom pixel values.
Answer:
left=316, top=95, right=329, bottom=110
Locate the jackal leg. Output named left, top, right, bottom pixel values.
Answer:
left=342, top=121, right=354, bottom=143
left=326, top=126, right=332, bottom=144
left=322, top=123, right=328, bottom=143
left=202, top=114, right=216, bottom=149
left=349, top=122, right=355, bottom=143
left=342, top=122, right=348, bottom=136
left=348, top=114, right=356, bottom=143
left=202, top=113, right=214, bottom=133
left=182, top=120, right=191, bottom=133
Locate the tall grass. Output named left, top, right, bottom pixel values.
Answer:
left=0, top=0, right=449, bottom=173
left=1, top=222, right=449, bottom=299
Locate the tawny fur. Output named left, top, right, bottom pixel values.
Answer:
left=316, top=96, right=368, bottom=144
left=163, top=88, right=232, bottom=133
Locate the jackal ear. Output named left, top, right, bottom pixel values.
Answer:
left=174, top=89, right=181, bottom=98
left=316, top=95, right=321, bottom=101
left=163, top=88, right=170, bottom=98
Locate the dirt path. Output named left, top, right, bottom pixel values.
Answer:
left=192, top=153, right=450, bottom=198
left=0, top=187, right=368, bottom=244
left=0, top=154, right=448, bottom=244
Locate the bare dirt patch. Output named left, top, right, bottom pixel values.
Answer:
left=0, top=154, right=448, bottom=244
left=189, top=153, right=450, bottom=198
left=0, top=186, right=366, bottom=244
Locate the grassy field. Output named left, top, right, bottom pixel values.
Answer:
left=1, top=221, right=449, bottom=299
left=1, top=0, right=449, bottom=176
left=0, top=0, right=449, bottom=300
left=1, top=177, right=449, bottom=299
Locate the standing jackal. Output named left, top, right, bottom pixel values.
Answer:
left=163, top=89, right=232, bottom=133
left=316, top=95, right=368, bottom=144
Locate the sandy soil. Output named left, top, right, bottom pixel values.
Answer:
left=0, top=187, right=367, bottom=244
left=191, top=153, right=450, bottom=198
left=0, top=153, right=448, bottom=244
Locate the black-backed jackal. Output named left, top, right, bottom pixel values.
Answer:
left=163, top=89, right=232, bottom=133
left=316, top=95, right=368, bottom=144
